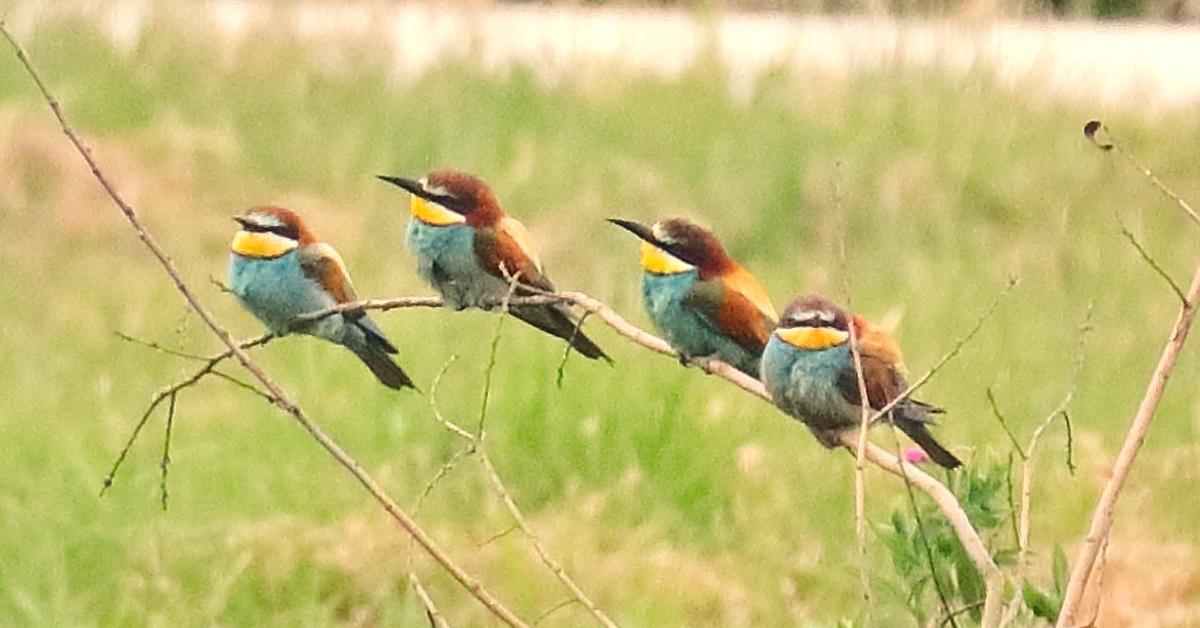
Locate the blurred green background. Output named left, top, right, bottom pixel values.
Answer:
left=1, top=3, right=1199, bottom=626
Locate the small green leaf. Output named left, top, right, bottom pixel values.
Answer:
left=1053, top=544, right=1069, bottom=596
left=1023, top=582, right=1061, bottom=621
left=993, top=548, right=1018, bottom=566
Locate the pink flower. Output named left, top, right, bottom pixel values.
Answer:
left=904, top=448, right=931, bottom=464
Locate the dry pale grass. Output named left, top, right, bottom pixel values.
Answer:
left=1086, top=536, right=1200, bottom=627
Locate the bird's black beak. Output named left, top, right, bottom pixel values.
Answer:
left=233, top=216, right=252, bottom=229
left=376, top=175, right=427, bottom=198
left=607, top=218, right=659, bottom=247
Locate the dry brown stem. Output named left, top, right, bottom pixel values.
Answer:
left=0, top=23, right=527, bottom=627
left=1058, top=123, right=1200, bottom=627
left=552, top=290, right=1006, bottom=627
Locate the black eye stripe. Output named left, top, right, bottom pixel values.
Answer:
left=429, top=193, right=469, bottom=214
left=782, top=311, right=846, bottom=329
left=242, top=222, right=298, bottom=240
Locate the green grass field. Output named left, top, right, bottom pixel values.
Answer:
left=2, top=10, right=1199, bottom=626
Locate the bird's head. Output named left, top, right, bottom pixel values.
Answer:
left=230, top=206, right=314, bottom=259
left=378, top=169, right=501, bottom=227
left=774, top=294, right=851, bottom=351
left=608, top=217, right=732, bottom=277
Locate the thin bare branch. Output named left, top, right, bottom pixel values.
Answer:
left=556, top=310, right=594, bottom=388
left=884, top=425, right=958, bottom=627
left=833, top=160, right=875, bottom=622
left=1019, top=307, right=1092, bottom=576
left=406, top=357, right=476, bottom=628
left=422, top=320, right=618, bottom=628
left=1059, top=124, right=1200, bottom=627
left=999, top=307, right=1092, bottom=626
left=478, top=525, right=520, bottom=548
left=477, top=453, right=617, bottom=628
left=101, top=333, right=274, bottom=493
left=159, top=391, right=177, bottom=511
left=0, top=25, right=527, bottom=627
left=532, top=598, right=583, bottom=626
left=848, top=312, right=877, bottom=619
left=987, top=388, right=1027, bottom=460
left=1114, top=216, right=1188, bottom=305
left=410, top=576, right=451, bottom=628
left=115, top=331, right=211, bottom=362
left=1085, top=120, right=1200, bottom=229
left=866, top=277, right=1018, bottom=428
left=477, top=274, right=522, bottom=437
left=553, top=287, right=1006, bottom=626
left=850, top=431, right=1005, bottom=626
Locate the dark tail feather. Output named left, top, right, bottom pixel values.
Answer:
left=352, top=316, right=399, bottom=354
left=897, top=419, right=962, bottom=469
left=511, top=304, right=610, bottom=362
left=350, top=343, right=415, bottom=390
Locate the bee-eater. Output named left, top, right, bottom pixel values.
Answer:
left=608, top=217, right=777, bottom=377
left=761, top=294, right=962, bottom=469
left=377, top=170, right=609, bottom=361
left=228, top=206, right=414, bottom=390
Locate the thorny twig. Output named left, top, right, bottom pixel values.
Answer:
left=0, top=23, right=528, bottom=627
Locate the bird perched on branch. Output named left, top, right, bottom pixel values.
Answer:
left=760, top=294, right=961, bottom=469
left=377, top=170, right=608, bottom=361
left=609, top=217, right=777, bottom=377
left=227, top=206, right=414, bottom=390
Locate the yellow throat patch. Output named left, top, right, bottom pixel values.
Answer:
left=231, top=231, right=298, bottom=259
left=411, top=196, right=466, bottom=226
left=776, top=326, right=849, bottom=350
left=640, top=241, right=694, bottom=275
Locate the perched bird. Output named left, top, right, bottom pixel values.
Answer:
left=760, top=294, right=962, bottom=469
left=377, top=170, right=608, bottom=361
left=228, top=206, right=414, bottom=390
left=608, top=217, right=777, bottom=377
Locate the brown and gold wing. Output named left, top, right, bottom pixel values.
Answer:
left=473, top=216, right=555, bottom=293
left=684, top=278, right=776, bottom=353
left=298, top=242, right=358, bottom=305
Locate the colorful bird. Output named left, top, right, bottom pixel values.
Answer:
left=228, top=206, right=414, bottom=390
left=377, top=170, right=608, bottom=360
left=608, top=217, right=777, bottom=377
left=760, top=294, right=962, bottom=469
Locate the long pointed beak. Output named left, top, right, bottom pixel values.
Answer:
left=232, top=216, right=252, bottom=228
left=607, top=218, right=659, bottom=246
left=376, top=175, right=427, bottom=198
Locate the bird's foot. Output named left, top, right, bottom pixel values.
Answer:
left=682, top=354, right=721, bottom=375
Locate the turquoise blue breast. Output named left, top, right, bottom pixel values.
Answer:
left=228, top=251, right=334, bottom=335
left=642, top=271, right=760, bottom=375
left=761, top=337, right=857, bottom=432
left=407, top=220, right=504, bottom=308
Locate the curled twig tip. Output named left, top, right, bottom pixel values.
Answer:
left=1084, top=120, right=1113, bottom=151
